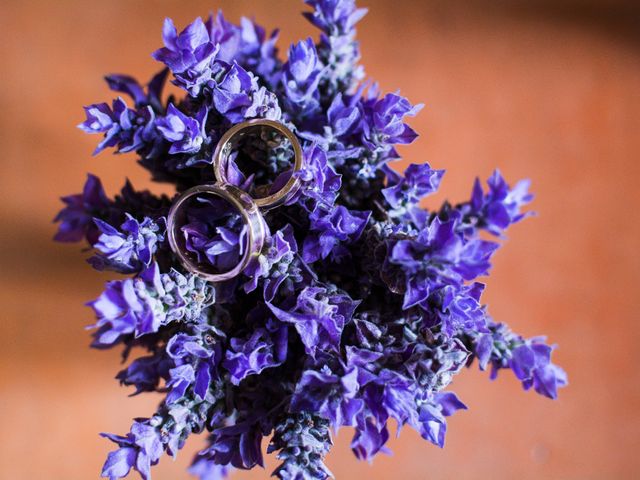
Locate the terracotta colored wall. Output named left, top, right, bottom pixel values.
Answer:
left=1, top=1, right=639, bottom=478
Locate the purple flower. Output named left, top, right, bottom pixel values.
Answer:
left=388, top=216, right=498, bottom=312
left=90, top=278, right=156, bottom=346
left=363, top=369, right=416, bottom=428
left=102, top=389, right=225, bottom=480
left=304, top=0, right=368, bottom=35
left=327, top=93, right=361, bottom=138
left=179, top=194, right=248, bottom=274
left=425, top=282, right=488, bottom=336
left=101, top=446, right=138, bottom=480
left=297, top=93, right=363, bottom=158
left=79, top=97, right=151, bottom=155
left=78, top=72, right=164, bottom=157
left=89, top=215, right=164, bottom=273
left=116, top=352, right=173, bottom=395
left=152, top=17, right=219, bottom=96
left=413, top=392, right=466, bottom=448
left=156, top=103, right=208, bottom=154
left=213, top=64, right=254, bottom=116
left=468, top=170, right=533, bottom=236
left=242, top=225, right=306, bottom=301
left=165, top=364, right=196, bottom=403
left=298, top=144, right=342, bottom=206
left=303, top=0, right=368, bottom=94
left=104, top=69, right=169, bottom=112
left=350, top=418, right=390, bottom=461
left=54, top=174, right=109, bottom=243
left=207, top=12, right=281, bottom=87
left=510, top=343, right=568, bottom=399
left=101, top=422, right=163, bottom=480
left=302, top=205, right=370, bottom=263
left=268, top=285, right=358, bottom=357
left=201, top=422, right=265, bottom=470
left=361, top=92, right=423, bottom=158
left=189, top=456, right=232, bottom=480
left=223, top=324, right=287, bottom=385
left=382, top=163, right=444, bottom=209
left=165, top=324, right=222, bottom=402
left=290, top=358, right=365, bottom=428
left=213, top=63, right=282, bottom=122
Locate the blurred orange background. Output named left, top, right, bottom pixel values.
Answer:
left=1, top=0, right=639, bottom=479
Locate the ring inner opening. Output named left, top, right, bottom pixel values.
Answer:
left=173, top=191, right=248, bottom=276
left=220, top=124, right=295, bottom=200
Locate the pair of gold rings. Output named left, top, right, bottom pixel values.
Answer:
left=167, top=119, right=303, bottom=282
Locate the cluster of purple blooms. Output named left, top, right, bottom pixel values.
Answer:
left=56, top=1, right=567, bottom=479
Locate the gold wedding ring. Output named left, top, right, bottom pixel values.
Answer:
left=167, top=119, right=303, bottom=282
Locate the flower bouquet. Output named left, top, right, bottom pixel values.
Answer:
left=55, top=1, right=567, bottom=479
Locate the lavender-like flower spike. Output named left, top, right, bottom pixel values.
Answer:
left=304, top=0, right=368, bottom=94
left=101, top=421, right=163, bottom=480
left=268, top=412, right=333, bottom=480
left=102, top=387, right=226, bottom=480
left=464, top=321, right=568, bottom=399
left=89, top=263, right=214, bottom=347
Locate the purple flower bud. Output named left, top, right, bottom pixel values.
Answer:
left=283, top=38, right=324, bottom=114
